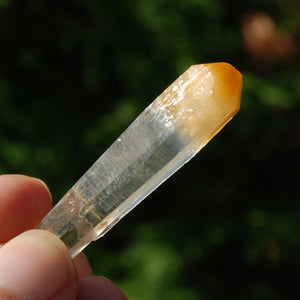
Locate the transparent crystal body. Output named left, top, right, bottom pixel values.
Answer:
left=39, top=63, right=242, bottom=257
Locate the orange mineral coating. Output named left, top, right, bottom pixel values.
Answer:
left=206, top=62, right=242, bottom=116
left=153, top=62, right=242, bottom=148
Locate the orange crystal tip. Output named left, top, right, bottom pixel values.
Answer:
left=184, top=62, right=242, bottom=145
left=204, top=62, right=242, bottom=116
left=157, top=62, right=243, bottom=146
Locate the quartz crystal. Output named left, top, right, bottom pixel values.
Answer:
left=39, top=62, right=242, bottom=257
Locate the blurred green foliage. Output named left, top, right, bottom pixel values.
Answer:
left=0, top=0, right=300, bottom=299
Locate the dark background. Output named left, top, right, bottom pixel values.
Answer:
left=1, top=0, right=300, bottom=299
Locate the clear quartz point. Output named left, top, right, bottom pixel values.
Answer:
left=39, top=62, right=242, bottom=257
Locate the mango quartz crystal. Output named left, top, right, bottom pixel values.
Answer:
left=39, top=62, right=242, bottom=257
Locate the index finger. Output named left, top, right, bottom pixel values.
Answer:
left=0, top=174, right=52, bottom=242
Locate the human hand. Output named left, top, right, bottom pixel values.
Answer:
left=0, top=174, right=128, bottom=300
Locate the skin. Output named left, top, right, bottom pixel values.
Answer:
left=0, top=174, right=128, bottom=300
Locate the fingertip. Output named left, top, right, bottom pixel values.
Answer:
left=30, top=177, right=52, bottom=202
left=73, top=253, right=93, bottom=278
left=0, top=229, right=77, bottom=300
left=0, top=175, right=53, bottom=242
left=78, top=276, right=128, bottom=300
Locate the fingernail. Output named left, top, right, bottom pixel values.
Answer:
left=0, top=230, right=77, bottom=299
left=31, top=177, right=52, bottom=200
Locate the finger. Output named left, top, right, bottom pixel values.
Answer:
left=78, top=276, right=128, bottom=300
left=0, top=229, right=78, bottom=300
left=73, top=253, right=93, bottom=279
left=0, top=174, right=52, bottom=242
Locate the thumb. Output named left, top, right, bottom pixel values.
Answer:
left=0, top=230, right=77, bottom=300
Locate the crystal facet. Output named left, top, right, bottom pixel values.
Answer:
left=39, top=62, right=242, bottom=257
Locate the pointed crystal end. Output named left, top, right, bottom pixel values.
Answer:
left=155, top=62, right=242, bottom=147
left=205, top=62, right=242, bottom=115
